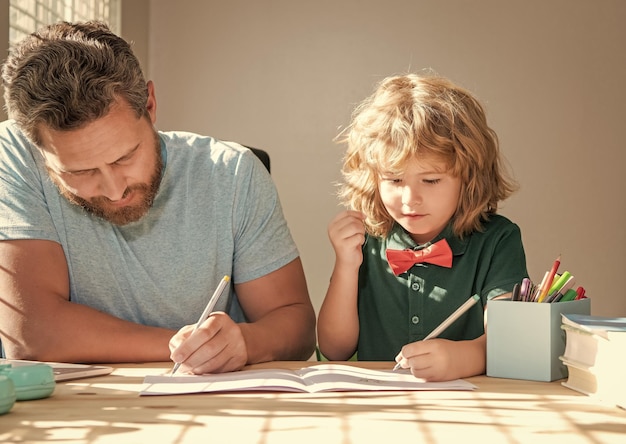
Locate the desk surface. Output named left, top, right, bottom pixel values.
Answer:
left=1, top=361, right=624, bottom=443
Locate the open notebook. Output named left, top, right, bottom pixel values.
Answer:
left=141, top=363, right=476, bottom=396
left=1, top=359, right=113, bottom=381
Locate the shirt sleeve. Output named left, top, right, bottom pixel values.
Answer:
left=477, top=220, right=528, bottom=301
left=229, top=147, right=299, bottom=283
left=0, top=122, right=60, bottom=242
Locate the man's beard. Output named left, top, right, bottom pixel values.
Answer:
left=49, top=135, right=164, bottom=226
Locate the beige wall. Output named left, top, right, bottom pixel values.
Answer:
left=0, top=0, right=8, bottom=122
left=120, top=0, right=150, bottom=75
left=144, top=0, right=625, bottom=317
left=3, top=1, right=624, bottom=318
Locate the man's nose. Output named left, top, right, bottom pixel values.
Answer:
left=98, top=167, right=127, bottom=201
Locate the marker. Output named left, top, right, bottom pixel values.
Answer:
left=512, top=283, right=521, bottom=301
left=548, top=275, right=575, bottom=303
left=546, top=271, right=571, bottom=300
left=393, top=294, right=480, bottom=371
left=170, top=275, right=231, bottom=376
left=538, top=255, right=561, bottom=303
left=532, top=271, right=549, bottom=302
left=520, top=278, right=531, bottom=301
left=574, top=286, right=586, bottom=300
left=544, top=272, right=570, bottom=302
left=560, top=288, right=578, bottom=302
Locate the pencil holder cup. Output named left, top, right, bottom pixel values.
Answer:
left=486, top=298, right=591, bottom=382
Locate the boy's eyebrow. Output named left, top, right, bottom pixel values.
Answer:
left=380, top=168, right=446, bottom=176
left=419, top=169, right=447, bottom=175
left=378, top=170, right=403, bottom=177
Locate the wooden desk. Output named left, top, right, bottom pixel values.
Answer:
left=1, top=361, right=624, bottom=443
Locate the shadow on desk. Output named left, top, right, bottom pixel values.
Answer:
left=1, top=362, right=624, bottom=444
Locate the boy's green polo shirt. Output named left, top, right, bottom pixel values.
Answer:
left=357, top=214, right=528, bottom=361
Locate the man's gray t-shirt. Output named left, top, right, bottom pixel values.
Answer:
left=0, top=121, right=299, bottom=328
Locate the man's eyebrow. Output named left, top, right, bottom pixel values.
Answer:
left=115, top=144, right=140, bottom=161
left=60, top=144, right=141, bottom=174
left=65, top=167, right=94, bottom=174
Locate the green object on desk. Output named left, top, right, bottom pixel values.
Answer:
left=0, top=375, right=16, bottom=414
left=0, top=363, right=55, bottom=401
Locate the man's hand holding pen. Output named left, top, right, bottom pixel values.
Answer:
left=169, top=312, right=248, bottom=375
left=169, top=276, right=248, bottom=375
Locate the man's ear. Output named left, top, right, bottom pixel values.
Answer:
left=145, top=80, right=157, bottom=124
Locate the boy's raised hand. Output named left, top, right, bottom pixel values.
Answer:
left=327, top=210, right=367, bottom=269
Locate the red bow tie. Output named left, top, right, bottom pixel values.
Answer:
left=386, top=239, right=453, bottom=275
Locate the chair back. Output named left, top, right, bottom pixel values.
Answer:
left=246, top=146, right=271, bottom=173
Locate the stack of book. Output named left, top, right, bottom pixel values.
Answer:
left=559, top=313, right=626, bottom=408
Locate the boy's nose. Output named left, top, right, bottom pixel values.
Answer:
left=402, top=186, right=422, bottom=206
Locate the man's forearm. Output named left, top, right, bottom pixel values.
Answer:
left=4, top=302, right=175, bottom=363
left=239, top=302, right=316, bottom=363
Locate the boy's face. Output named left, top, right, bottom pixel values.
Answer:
left=37, top=89, right=162, bottom=226
left=378, top=156, right=461, bottom=244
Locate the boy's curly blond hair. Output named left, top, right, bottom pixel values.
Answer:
left=337, top=73, right=517, bottom=239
